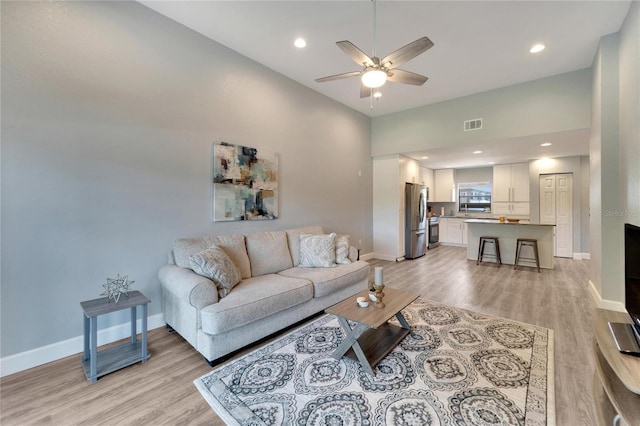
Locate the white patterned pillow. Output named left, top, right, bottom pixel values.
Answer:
left=190, top=245, right=242, bottom=298
left=335, top=234, right=351, bottom=265
left=299, top=233, right=337, bottom=268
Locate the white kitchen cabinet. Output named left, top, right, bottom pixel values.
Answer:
left=510, top=163, right=530, bottom=202
left=492, top=163, right=530, bottom=216
left=493, top=163, right=529, bottom=202
left=402, top=157, right=419, bottom=185
left=420, top=167, right=434, bottom=201
left=441, top=218, right=467, bottom=245
left=434, top=169, right=455, bottom=202
left=493, top=165, right=511, bottom=201
left=462, top=222, right=468, bottom=245
left=493, top=202, right=530, bottom=216
left=439, top=218, right=448, bottom=243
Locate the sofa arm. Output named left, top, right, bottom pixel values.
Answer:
left=158, top=264, right=219, bottom=309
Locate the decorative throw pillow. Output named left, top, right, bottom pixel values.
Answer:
left=190, top=245, right=242, bottom=298
left=299, top=233, right=337, bottom=268
left=335, top=234, right=351, bottom=265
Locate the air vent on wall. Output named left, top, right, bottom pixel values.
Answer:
left=464, top=118, right=483, bottom=131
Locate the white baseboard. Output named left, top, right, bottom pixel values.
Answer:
left=0, top=313, right=165, bottom=378
left=358, top=252, right=375, bottom=261
left=588, top=280, right=626, bottom=312
left=573, top=253, right=591, bottom=260
left=367, top=253, right=398, bottom=262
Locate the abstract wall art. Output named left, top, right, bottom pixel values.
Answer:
left=212, top=142, right=279, bottom=221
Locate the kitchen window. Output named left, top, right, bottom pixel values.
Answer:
left=458, top=182, right=492, bottom=213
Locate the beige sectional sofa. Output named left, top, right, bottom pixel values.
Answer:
left=158, top=225, right=369, bottom=364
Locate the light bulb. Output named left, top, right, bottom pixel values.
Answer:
left=361, top=69, right=387, bottom=88
left=530, top=44, right=545, bottom=53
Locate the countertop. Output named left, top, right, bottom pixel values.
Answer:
left=464, top=219, right=555, bottom=226
left=439, top=215, right=495, bottom=219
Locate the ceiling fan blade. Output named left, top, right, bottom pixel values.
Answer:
left=380, top=36, right=434, bottom=68
left=315, top=70, right=362, bottom=83
left=336, top=40, right=375, bottom=67
left=360, top=85, right=371, bottom=98
left=387, top=69, right=429, bottom=86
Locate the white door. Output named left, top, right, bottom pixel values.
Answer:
left=539, top=174, right=573, bottom=258
left=539, top=175, right=556, bottom=224
left=555, top=174, right=573, bottom=258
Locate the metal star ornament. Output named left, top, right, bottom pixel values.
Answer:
left=101, top=274, right=134, bottom=303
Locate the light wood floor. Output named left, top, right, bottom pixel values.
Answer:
left=1, top=246, right=597, bottom=425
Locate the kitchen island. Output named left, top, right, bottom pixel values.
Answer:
left=465, top=219, right=555, bottom=269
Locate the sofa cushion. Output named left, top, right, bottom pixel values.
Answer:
left=278, top=260, right=369, bottom=298
left=285, top=226, right=324, bottom=266
left=200, top=275, right=313, bottom=335
left=174, top=234, right=251, bottom=279
left=189, top=245, right=242, bottom=298
left=335, top=234, right=351, bottom=265
left=299, top=233, right=337, bottom=268
left=245, top=231, right=293, bottom=276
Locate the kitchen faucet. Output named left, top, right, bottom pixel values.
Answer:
left=464, top=204, right=469, bottom=216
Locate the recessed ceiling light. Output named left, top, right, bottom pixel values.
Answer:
left=294, top=38, right=307, bottom=48
left=540, top=142, right=552, bottom=147
left=421, top=156, right=429, bottom=159
left=473, top=150, right=483, bottom=154
left=445, top=165, right=452, bottom=168
left=373, top=91, right=382, bottom=99
left=488, top=161, right=495, bottom=165
left=530, top=44, right=545, bottom=53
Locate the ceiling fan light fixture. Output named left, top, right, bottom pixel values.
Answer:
left=530, top=43, right=545, bottom=53
left=361, top=69, right=387, bottom=88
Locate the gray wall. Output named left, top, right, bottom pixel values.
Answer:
left=589, top=0, right=639, bottom=304
left=454, top=167, right=493, bottom=185
left=591, top=33, right=623, bottom=302
left=372, top=69, right=592, bottom=156
left=619, top=1, right=640, bottom=225
left=0, top=1, right=373, bottom=357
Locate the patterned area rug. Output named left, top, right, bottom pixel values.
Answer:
left=195, top=298, right=554, bottom=425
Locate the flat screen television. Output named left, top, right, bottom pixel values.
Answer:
left=625, top=223, right=640, bottom=329
left=609, top=223, right=640, bottom=356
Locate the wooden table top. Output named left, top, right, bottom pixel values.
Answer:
left=80, top=290, right=150, bottom=317
left=325, top=287, right=418, bottom=328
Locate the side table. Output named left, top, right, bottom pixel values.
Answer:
left=80, top=290, right=150, bottom=383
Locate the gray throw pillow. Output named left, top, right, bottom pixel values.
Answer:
left=190, top=245, right=242, bottom=298
left=299, top=233, right=337, bottom=268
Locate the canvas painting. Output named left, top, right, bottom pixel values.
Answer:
left=212, top=142, right=278, bottom=221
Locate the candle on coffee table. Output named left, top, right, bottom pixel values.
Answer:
left=374, top=267, right=383, bottom=285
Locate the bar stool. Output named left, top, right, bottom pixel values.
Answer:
left=477, top=236, right=502, bottom=266
left=514, top=238, right=540, bottom=272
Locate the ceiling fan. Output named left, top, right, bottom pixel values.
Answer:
left=315, top=0, right=434, bottom=98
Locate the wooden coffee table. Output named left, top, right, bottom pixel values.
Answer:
left=325, top=287, right=418, bottom=375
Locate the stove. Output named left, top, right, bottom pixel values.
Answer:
left=427, top=216, right=440, bottom=249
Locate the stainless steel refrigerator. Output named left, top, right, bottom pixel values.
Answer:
left=405, top=183, right=427, bottom=259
